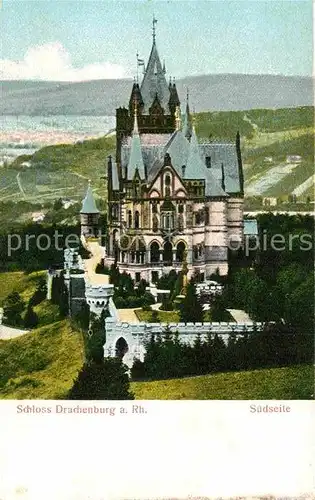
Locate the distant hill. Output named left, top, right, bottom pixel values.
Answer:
left=0, top=107, right=313, bottom=206
left=1, top=74, right=313, bottom=115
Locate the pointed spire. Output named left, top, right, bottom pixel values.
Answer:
left=183, top=89, right=192, bottom=140
left=140, top=17, right=170, bottom=113
left=80, top=181, right=99, bottom=214
left=175, top=105, right=181, bottom=131
left=133, top=103, right=139, bottom=133
left=127, top=107, right=145, bottom=180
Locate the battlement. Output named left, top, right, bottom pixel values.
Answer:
left=105, top=319, right=263, bottom=335
left=85, top=284, right=115, bottom=315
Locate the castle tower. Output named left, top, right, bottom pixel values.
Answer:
left=116, top=17, right=180, bottom=167
left=80, top=181, right=100, bottom=237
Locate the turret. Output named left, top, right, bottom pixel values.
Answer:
left=182, top=89, right=192, bottom=140
left=169, top=78, right=180, bottom=115
left=129, top=81, right=144, bottom=115
left=80, top=181, right=100, bottom=237
left=126, top=106, right=145, bottom=180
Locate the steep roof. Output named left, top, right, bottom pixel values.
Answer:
left=140, top=41, right=170, bottom=114
left=185, top=128, right=227, bottom=197
left=165, top=130, right=190, bottom=170
left=80, top=182, right=99, bottom=214
left=127, top=111, right=146, bottom=180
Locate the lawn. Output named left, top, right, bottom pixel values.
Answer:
left=131, top=364, right=313, bottom=400
left=136, top=309, right=181, bottom=323
left=0, top=320, right=85, bottom=399
left=0, top=271, right=45, bottom=306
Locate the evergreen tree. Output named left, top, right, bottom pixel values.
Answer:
left=23, top=304, right=39, bottom=329
left=210, top=294, right=227, bottom=322
left=87, top=309, right=108, bottom=363
left=29, top=277, right=47, bottom=307
left=3, top=292, right=25, bottom=326
left=58, top=273, right=69, bottom=318
left=68, top=358, right=134, bottom=400
left=179, top=282, right=204, bottom=323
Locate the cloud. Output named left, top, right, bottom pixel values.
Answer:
left=0, top=42, right=128, bottom=81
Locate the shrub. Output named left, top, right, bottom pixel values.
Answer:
left=142, top=304, right=152, bottom=312
left=68, top=358, right=134, bottom=400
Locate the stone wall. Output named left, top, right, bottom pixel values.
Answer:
left=104, top=318, right=263, bottom=368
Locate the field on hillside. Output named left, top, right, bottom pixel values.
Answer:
left=131, top=364, right=313, bottom=400
left=195, top=106, right=314, bottom=200
left=0, top=320, right=85, bottom=399
left=0, top=271, right=45, bottom=306
left=0, top=134, right=114, bottom=203
left=0, top=107, right=313, bottom=211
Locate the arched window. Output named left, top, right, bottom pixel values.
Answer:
left=135, top=211, right=140, bottom=229
left=164, top=173, right=171, bottom=197
left=178, top=214, right=184, bottom=232
left=152, top=214, right=158, bottom=232
left=128, top=210, right=132, bottom=228
left=163, top=241, right=173, bottom=263
left=150, top=242, right=160, bottom=263
left=162, top=213, right=174, bottom=230
left=176, top=242, right=186, bottom=262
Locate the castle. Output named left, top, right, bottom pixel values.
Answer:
left=97, top=21, right=245, bottom=283
left=68, top=21, right=259, bottom=368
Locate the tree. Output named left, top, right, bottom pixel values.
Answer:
left=53, top=198, right=63, bottom=211
left=68, top=358, right=134, bottom=400
left=23, top=304, right=39, bottom=328
left=29, top=277, right=47, bottom=306
left=210, top=294, right=227, bottom=322
left=3, top=292, right=25, bottom=326
left=285, top=274, right=314, bottom=333
left=179, top=282, right=204, bottom=323
left=87, top=309, right=108, bottom=363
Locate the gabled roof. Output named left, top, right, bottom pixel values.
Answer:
left=140, top=41, right=170, bottom=114
left=127, top=111, right=146, bottom=180
left=80, top=182, right=99, bottom=214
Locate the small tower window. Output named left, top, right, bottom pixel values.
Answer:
left=206, top=156, right=212, bottom=168
left=135, top=211, right=140, bottom=229
left=128, top=210, right=132, bottom=228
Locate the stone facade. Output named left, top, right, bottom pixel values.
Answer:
left=106, top=31, right=244, bottom=283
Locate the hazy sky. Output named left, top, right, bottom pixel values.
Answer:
left=1, top=0, right=313, bottom=81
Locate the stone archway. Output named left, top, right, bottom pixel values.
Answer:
left=115, top=337, right=129, bottom=359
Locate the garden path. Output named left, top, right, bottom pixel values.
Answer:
left=227, top=309, right=251, bottom=323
